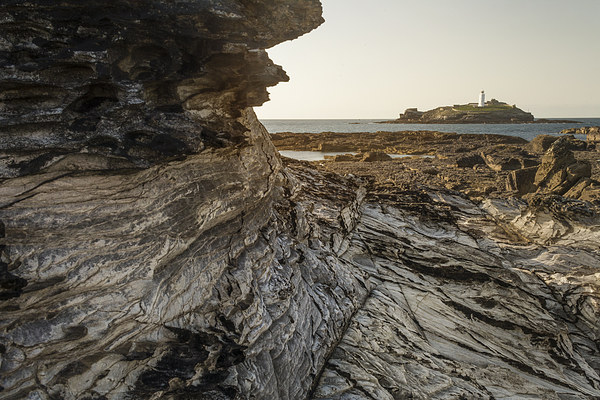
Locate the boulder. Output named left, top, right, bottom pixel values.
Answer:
left=563, top=136, right=588, bottom=151
left=528, top=135, right=559, bottom=153
left=455, top=153, right=485, bottom=168
left=534, top=136, right=592, bottom=195
left=529, top=134, right=586, bottom=154
left=480, top=145, right=538, bottom=172
left=506, top=166, right=538, bottom=196
left=359, top=152, right=392, bottom=162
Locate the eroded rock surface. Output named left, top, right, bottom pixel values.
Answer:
left=0, top=1, right=369, bottom=399
left=1, top=1, right=600, bottom=400
left=311, top=185, right=600, bottom=400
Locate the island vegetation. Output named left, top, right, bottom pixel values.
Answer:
left=380, top=99, right=578, bottom=124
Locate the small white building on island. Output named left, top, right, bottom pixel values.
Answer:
left=478, top=90, right=486, bottom=107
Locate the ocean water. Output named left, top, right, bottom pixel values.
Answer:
left=260, top=118, right=600, bottom=142
left=278, top=150, right=434, bottom=162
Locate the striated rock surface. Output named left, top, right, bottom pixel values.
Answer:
left=1, top=1, right=600, bottom=400
left=311, top=187, right=600, bottom=400
left=0, top=1, right=369, bottom=399
left=0, top=0, right=323, bottom=178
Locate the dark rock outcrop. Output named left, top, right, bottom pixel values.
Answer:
left=560, top=126, right=600, bottom=135
left=454, top=153, right=485, bottom=168
left=527, top=134, right=560, bottom=153
left=505, top=136, right=599, bottom=201
left=0, top=0, right=323, bottom=179
left=1, top=2, right=365, bottom=399
left=359, top=152, right=392, bottom=162
left=534, top=136, right=592, bottom=195
left=506, top=166, right=538, bottom=195
left=480, top=145, right=539, bottom=172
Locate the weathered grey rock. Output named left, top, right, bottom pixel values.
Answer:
left=312, top=190, right=600, bottom=400
left=1, top=1, right=600, bottom=400
left=0, top=109, right=373, bottom=399
left=0, top=1, right=370, bottom=399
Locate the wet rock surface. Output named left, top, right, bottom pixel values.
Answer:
left=274, top=131, right=600, bottom=202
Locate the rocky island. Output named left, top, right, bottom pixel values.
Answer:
left=380, top=98, right=577, bottom=124
left=1, top=1, right=599, bottom=400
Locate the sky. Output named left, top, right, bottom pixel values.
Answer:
left=255, top=0, right=600, bottom=119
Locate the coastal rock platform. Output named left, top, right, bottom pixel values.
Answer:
left=1, top=1, right=599, bottom=399
left=272, top=130, right=600, bottom=202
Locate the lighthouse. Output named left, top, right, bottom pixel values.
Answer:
left=478, top=90, right=486, bottom=107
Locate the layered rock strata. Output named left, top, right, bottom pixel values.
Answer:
left=507, top=136, right=600, bottom=201
left=0, top=1, right=368, bottom=399
left=2, top=1, right=600, bottom=400
left=310, top=183, right=600, bottom=399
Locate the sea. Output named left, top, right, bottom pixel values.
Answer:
left=260, top=118, right=600, bottom=142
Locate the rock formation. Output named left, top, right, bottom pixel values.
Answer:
left=384, top=100, right=536, bottom=124
left=506, top=136, right=600, bottom=201
left=271, top=130, right=527, bottom=155
left=311, top=186, right=600, bottom=399
left=1, top=1, right=600, bottom=400
left=561, top=127, right=600, bottom=149
left=1, top=1, right=362, bottom=399
left=560, top=126, right=600, bottom=135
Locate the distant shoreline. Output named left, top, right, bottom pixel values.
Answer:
left=376, top=118, right=582, bottom=125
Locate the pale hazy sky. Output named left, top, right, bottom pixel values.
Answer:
left=256, top=0, right=600, bottom=119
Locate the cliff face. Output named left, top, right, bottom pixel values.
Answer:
left=0, top=0, right=324, bottom=177
left=2, top=1, right=600, bottom=400
left=0, top=2, right=370, bottom=399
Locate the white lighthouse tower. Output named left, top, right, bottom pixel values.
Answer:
left=478, top=90, right=486, bottom=107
